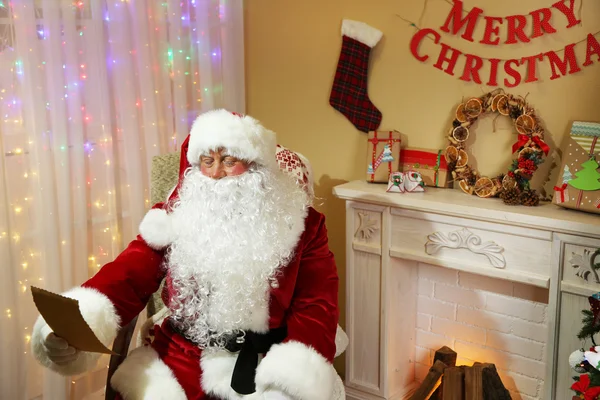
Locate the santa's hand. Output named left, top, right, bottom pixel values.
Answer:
left=262, top=389, right=294, bottom=400
left=41, top=324, right=80, bottom=365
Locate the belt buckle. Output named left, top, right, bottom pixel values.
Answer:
left=223, top=330, right=245, bottom=353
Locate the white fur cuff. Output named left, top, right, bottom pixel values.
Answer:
left=255, top=341, right=335, bottom=400
left=139, top=208, right=173, bottom=250
left=111, top=346, right=186, bottom=400
left=341, top=19, right=383, bottom=47
left=31, top=287, right=120, bottom=376
left=200, top=350, right=250, bottom=400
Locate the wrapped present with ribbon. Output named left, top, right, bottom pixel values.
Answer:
left=553, top=183, right=569, bottom=204
left=399, top=148, right=450, bottom=188
left=366, top=130, right=402, bottom=183
left=553, top=121, right=600, bottom=215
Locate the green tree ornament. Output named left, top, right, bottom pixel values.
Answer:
left=569, top=158, right=600, bottom=191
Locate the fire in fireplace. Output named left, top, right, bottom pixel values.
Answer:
left=410, top=346, right=512, bottom=399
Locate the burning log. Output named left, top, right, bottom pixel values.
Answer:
left=410, top=347, right=511, bottom=400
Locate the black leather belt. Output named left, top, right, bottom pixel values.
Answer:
left=169, top=319, right=287, bottom=395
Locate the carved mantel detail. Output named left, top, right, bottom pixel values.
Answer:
left=570, top=249, right=600, bottom=283
left=355, top=212, right=379, bottom=240
left=425, top=227, right=506, bottom=268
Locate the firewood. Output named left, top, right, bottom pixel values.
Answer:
left=441, top=366, right=465, bottom=400
left=430, top=346, right=458, bottom=399
left=434, top=346, right=457, bottom=367
left=409, top=360, right=447, bottom=400
left=464, top=365, right=484, bottom=400
left=473, top=363, right=512, bottom=400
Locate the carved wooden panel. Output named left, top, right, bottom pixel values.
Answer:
left=353, top=209, right=382, bottom=251
left=425, top=227, right=506, bottom=268
left=562, top=242, right=600, bottom=288
left=348, top=251, right=381, bottom=391
left=389, top=211, right=552, bottom=285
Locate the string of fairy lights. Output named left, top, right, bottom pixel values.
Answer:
left=0, top=0, right=230, bottom=371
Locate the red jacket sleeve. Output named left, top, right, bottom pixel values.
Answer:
left=284, top=210, right=339, bottom=361
left=82, top=209, right=167, bottom=327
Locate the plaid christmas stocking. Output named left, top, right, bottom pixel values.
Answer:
left=329, top=20, right=383, bottom=133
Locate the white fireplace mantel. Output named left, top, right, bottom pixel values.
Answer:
left=333, top=180, right=600, bottom=400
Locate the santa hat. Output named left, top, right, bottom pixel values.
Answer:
left=186, top=109, right=277, bottom=169
left=139, top=109, right=277, bottom=250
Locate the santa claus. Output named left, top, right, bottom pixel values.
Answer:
left=31, top=110, right=341, bottom=400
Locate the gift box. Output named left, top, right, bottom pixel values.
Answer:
left=399, top=148, right=450, bottom=188
left=553, top=121, right=600, bottom=215
left=366, top=130, right=402, bottom=183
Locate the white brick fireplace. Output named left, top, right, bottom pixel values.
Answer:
left=333, top=180, right=600, bottom=400
left=415, top=264, right=548, bottom=399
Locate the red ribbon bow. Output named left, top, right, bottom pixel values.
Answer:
left=532, top=136, right=550, bottom=155
left=512, top=134, right=529, bottom=154
left=512, top=134, right=550, bottom=156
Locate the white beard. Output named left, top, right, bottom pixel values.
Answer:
left=166, top=166, right=309, bottom=349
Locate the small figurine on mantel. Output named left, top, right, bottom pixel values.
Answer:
left=386, top=171, right=425, bottom=193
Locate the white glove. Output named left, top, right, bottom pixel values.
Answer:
left=40, top=324, right=80, bottom=365
left=262, top=389, right=294, bottom=400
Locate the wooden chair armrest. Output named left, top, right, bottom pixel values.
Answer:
left=105, top=315, right=139, bottom=400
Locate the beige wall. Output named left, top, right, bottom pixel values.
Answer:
left=244, top=0, right=600, bottom=375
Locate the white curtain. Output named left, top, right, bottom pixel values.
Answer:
left=0, top=0, right=244, bottom=398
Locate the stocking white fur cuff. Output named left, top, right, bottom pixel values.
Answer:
left=139, top=208, right=173, bottom=250
left=341, top=19, right=383, bottom=48
left=255, top=341, right=335, bottom=400
left=31, top=286, right=120, bottom=376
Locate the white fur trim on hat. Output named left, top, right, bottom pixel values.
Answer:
left=187, top=109, right=277, bottom=169
left=111, top=345, right=186, bottom=400
left=255, top=341, right=336, bottom=400
left=139, top=208, right=173, bottom=250
left=341, top=19, right=383, bottom=48
left=31, top=287, right=120, bottom=376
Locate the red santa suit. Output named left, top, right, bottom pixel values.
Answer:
left=31, top=110, right=340, bottom=400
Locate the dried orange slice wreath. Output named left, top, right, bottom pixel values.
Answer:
left=445, top=90, right=549, bottom=203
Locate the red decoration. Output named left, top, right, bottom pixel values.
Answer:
left=520, top=53, right=544, bottom=83
left=546, top=43, right=581, bottom=80
left=480, top=16, right=503, bottom=45
left=503, top=59, right=521, bottom=87
left=530, top=8, right=556, bottom=38
left=512, top=134, right=530, bottom=154
left=459, top=53, right=483, bottom=83
left=571, top=374, right=600, bottom=400
left=584, top=33, right=600, bottom=67
left=505, top=15, right=530, bottom=44
left=406, top=0, right=599, bottom=88
left=433, top=43, right=462, bottom=76
left=410, top=28, right=441, bottom=62
left=552, top=0, right=581, bottom=29
left=486, top=58, right=501, bottom=86
left=554, top=183, right=568, bottom=203
left=511, top=134, right=550, bottom=156
left=532, top=136, right=550, bottom=155
left=439, top=0, right=483, bottom=42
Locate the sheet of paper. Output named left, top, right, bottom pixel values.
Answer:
left=31, top=286, right=117, bottom=355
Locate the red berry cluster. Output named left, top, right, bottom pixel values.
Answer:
left=518, top=158, right=536, bottom=176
